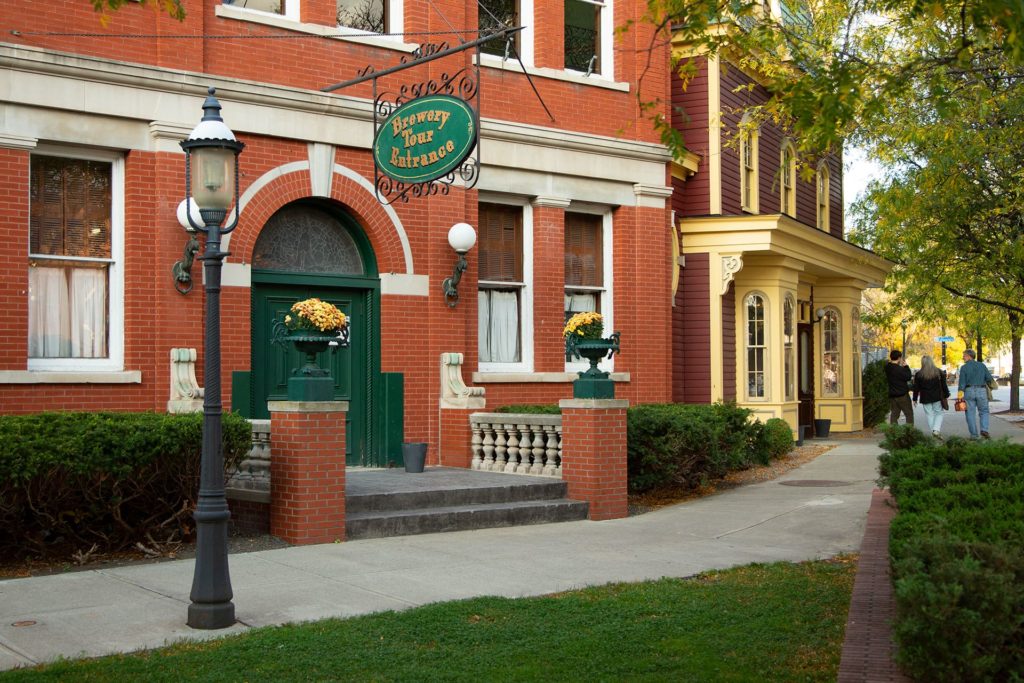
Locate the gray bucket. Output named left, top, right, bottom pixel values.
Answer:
left=796, top=425, right=807, bottom=447
left=403, top=442, right=427, bottom=473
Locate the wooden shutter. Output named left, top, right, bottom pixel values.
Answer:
left=478, top=203, right=522, bottom=282
left=564, top=212, right=602, bottom=287
left=30, top=156, right=112, bottom=259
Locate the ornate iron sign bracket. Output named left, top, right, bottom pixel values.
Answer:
left=322, top=27, right=523, bottom=205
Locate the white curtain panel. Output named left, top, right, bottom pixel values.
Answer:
left=28, top=267, right=71, bottom=357
left=490, top=290, right=519, bottom=363
left=565, top=293, right=596, bottom=314
left=478, top=292, right=491, bottom=363
left=70, top=268, right=107, bottom=358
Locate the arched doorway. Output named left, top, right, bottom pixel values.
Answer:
left=249, top=200, right=380, bottom=466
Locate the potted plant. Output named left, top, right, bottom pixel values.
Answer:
left=272, top=298, right=349, bottom=401
left=563, top=311, right=620, bottom=398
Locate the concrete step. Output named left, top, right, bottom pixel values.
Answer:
left=346, top=498, right=589, bottom=540
left=347, top=480, right=571, bottom=514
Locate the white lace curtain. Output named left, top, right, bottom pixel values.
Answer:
left=28, top=266, right=107, bottom=358
left=478, top=289, right=519, bottom=363
left=564, top=292, right=597, bottom=316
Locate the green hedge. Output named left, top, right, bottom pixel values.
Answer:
left=0, top=411, right=251, bottom=560
left=493, top=404, right=561, bottom=415
left=880, top=431, right=1024, bottom=681
left=626, top=403, right=784, bottom=492
left=862, top=359, right=889, bottom=428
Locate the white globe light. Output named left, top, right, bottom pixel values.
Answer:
left=447, top=222, right=476, bottom=253
left=177, top=198, right=205, bottom=230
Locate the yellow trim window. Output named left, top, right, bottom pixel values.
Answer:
left=745, top=293, right=767, bottom=399
left=852, top=307, right=862, bottom=397
left=816, top=162, right=830, bottom=231
left=822, top=308, right=841, bottom=396
left=740, top=115, right=758, bottom=213
left=780, top=140, right=796, bottom=217
left=784, top=294, right=796, bottom=401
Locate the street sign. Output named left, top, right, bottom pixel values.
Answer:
left=935, top=336, right=955, bottom=342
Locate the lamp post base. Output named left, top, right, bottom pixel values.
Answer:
left=187, top=601, right=236, bottom=630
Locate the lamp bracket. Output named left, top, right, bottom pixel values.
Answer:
left=442, top=252, right=469, bottom=307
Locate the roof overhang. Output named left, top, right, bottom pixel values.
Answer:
left=679, top=213, right=893, bottom=287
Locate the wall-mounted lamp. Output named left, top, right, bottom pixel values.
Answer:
left=442, top=222, right=477, bottom=307
left=812, top=307, right=826, bottom=324
left=172, top=199, right=204, bottom=294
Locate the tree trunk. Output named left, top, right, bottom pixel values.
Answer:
left=977, top=330, right=984, bottom=362
left=1010, top=313, right=1021, bottom=412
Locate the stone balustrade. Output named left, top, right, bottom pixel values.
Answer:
left=470, top=413, right=563, bottom=478
left=226, top=419, right=271, bottom=501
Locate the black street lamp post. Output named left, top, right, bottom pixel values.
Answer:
left=901, top=318, right=908, bottom=355
left=181, top=88, right=245, bottom=630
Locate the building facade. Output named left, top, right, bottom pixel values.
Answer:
left=0, top=0, right=675, bottom=463
left=669, top=31, right=891, bottom=434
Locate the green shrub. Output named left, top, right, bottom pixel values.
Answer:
left=0, top=411, right=251, bottom=560
left=862, top=359, right=889, bottom=428
left=493, top=404, right=561, bottom=415
left=625, top=402, right=758, bottom=493
left=882, top=438, right=1024, bottom=681
left=763, top=418, right=795, bottom=459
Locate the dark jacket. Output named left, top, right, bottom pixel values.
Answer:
left=884, top=361, right=913, bottom=397
left=913, top=370, right=950, bottom=405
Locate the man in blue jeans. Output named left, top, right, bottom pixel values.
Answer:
left=957, top=349, right=994, bottom=439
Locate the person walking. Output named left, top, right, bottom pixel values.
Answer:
left=913, top=355, right=950, bottom=439
left=885, top=349, right=914, bottom=425
left=957, top=349, right=995, bottom=439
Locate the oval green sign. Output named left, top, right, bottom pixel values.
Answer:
left=373, top=94, right=477, bottom=184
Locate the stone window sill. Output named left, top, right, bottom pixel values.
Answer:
left=471, top=372, right=630, bottom=383
left=0, top=370, right=142, bottom=384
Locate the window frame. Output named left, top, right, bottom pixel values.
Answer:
left=816, top=161, right=830, bottom=231
left=28, top=146, right=124, bottom=373
left=740, top=115, right=759, bottom=213
left=784, top=293, right=795, bottom=401
left=744, top=291, right=768, bottom=401
left=477, top=197, right=534, bottom=374
left=224, top=0, right=405, bottom=38
left=780, top=139, right=796, bottom=217
left=852, top=307, right=861, bottom=397
left=821, top=307, right=841, bottom=397
left=563, top=0, right=614, bottom=80
left=564, top=206, right=614, bottom=373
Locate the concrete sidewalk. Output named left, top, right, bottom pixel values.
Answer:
left=0, top=417, right=1017, bottom=671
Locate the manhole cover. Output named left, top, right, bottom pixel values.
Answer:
left=779, top=480, right=853, bottom=487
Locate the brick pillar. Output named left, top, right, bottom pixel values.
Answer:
left=533, top=1, right=565, bottom=70
left=269, top=400, right=347, bottom=545
left=558, top=398, right=629, bottom=520
left=531, top=197, right=569, bottom=372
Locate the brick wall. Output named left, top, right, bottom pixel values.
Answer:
left=560, top=402, right=628, bottom=520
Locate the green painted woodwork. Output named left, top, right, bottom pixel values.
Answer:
left=252, top=283, right=370, bottom=465
left=373, top=94, right=477, bottom=183
left=379, top=372, right=405, bottom=466
left=572, top=376, right=616, bottom=399
left=231, top=371, right=252, bottom=418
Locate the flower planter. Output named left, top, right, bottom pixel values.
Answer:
left=271, top=303, right=350, bottom=402
left=566, top=333, right=621, bottom=399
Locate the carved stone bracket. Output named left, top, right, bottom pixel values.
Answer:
left=721, top=254, right=744, bottom=295
left=441, top=352, right=485, bottom=409
left=167, top=347, right=204, bottom=414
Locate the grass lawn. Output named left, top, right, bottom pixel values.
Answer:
left=2, top=559, right=855, bottom=682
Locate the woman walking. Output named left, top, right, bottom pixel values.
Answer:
left=913, top=355, right=950, bottom=438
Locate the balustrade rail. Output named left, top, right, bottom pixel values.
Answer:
left=470, top=413, right=563, bottom=478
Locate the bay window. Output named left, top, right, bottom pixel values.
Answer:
left=745, top=293, right=767, bottom=399
left=822, top=308, right=840, bottom=396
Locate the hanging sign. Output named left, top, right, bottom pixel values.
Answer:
left=373, top=94, right=477, bottom=184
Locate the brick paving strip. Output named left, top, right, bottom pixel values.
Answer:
left=837, top=488, right=913, bottom=683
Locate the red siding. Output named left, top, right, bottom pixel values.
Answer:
left=672, top=60, right=710, bottom=216
left=722, top=282, right=736, bottom=401
left=674, top=252, right=711, bottom=403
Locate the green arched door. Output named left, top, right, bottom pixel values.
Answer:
left=249, top=201, right=380, bottom=466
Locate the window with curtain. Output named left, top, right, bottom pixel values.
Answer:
left=822, top=308, right=841, bottom=396
left=852, top=307, right=862, bottom=397
left=29, top=155, right=112, bottom=361
left=784, top=295, right=795, bottom=401
left=478, top=203, right=524, bottom=364
left=564, top=212, right=604, bottom=360
left=479, top=0, right=519, bottom=57
left=816, top=162, right=830, bottom=231
left=781, top=141, right=796, bottom=216
left=229, top=0, right=286, bottom=16
left=740, top=116, right=758, bottom=212
left=746, top=293, right=767, bottom=399
left=564, top=0, right=607, bottom=74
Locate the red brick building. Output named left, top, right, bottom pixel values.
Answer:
left=0, top=0, right=675, bottom=464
